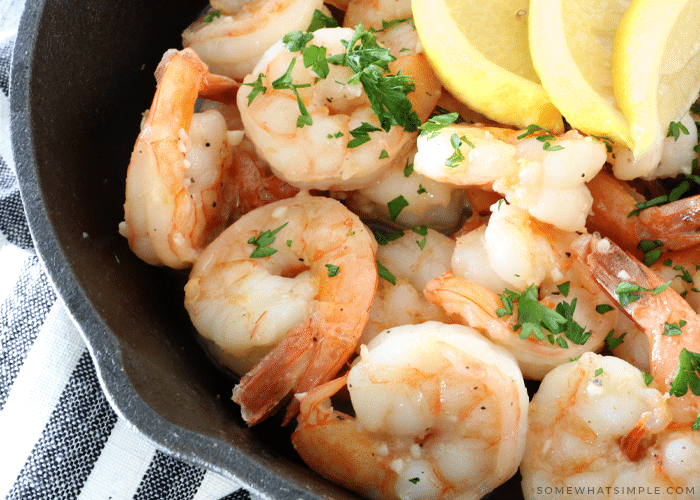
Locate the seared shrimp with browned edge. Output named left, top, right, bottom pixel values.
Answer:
left=120, top=48, right=240, bottom=269
left=184, top=191, right=378, bottom=425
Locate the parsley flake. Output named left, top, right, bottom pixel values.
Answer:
left=605, top=329, right=627, bottom=350
left=643, top=372, right=654, bottom=387
left=417, top=183, right=427, bottom=194
left=271, top=58, right=313, bottom=128
left=664, top=320, right=688, bottom=337
left=403, top=160, right=414, bottom=177
left=325, top=263, right=340, bottom=277
left=248, top=222, right=288, bottom=258
left=639, top=240, right=664, bottom=266
left=379, top=149, right=389, bottom=159
left=668, top=120, right=690, bottom=141
left=596, top=304, right=615, bottom=314
left=418, top=112, right=459, bottom=139
left=408, top=477, right=420, bottom=485
left=595, top=367, right=604, bottom=377
left=306, top=9, right=338, bottom=31
left=242, top=73, right=267, bottom=106
left=615, top=281, right=670, bottom=308
left=388, top=195, right=409, bottom=221
left=202, top=9, right=221, bottom=22
left=669, top=348, right=700, bottom=398
left=377, top=260, right=397, bottom=285
left=373, top=228, right=403, bottom=245
left=347, top=122, right=382, bottom=148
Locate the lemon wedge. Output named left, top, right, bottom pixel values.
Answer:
left=613, top=0, right=700, bottom=171
left=411, top=0, right=563, bottom=133
left=528, top=0, right=633, bottom=148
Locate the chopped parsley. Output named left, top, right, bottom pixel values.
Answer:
left=403, top=160, right=414, bottom=177
left=377, top=260, right=397, bottom=285
left=408, top=477, right=420, bottom=485
left=327, top=25, right=420, bottom=132
left=638, top=239, right=664, bottom=266
left=271, top=58, right=313, bottom=128
left=388, top=195, right=409, bottom=220
left=643, top=372, right=654, bottom=387
left=248, top=222, right=288, bottom=258
left=418, top=112, right=460, bottom=139
left=446, top=132, right=473, bottom=168
left=379, top=149, right=389, bottom=159
left=596, top=304, right=615, bottom=314
left=628, top=174, right=700, bottom=217
left=413, top=225, right=428, bottom=250
left=667, top=120, right=690, bottom=141
left=516, top=124, right=564, bottom=151
left=417, top=183, right=427, bottom=194
left=347, top=122, right=382, bottom=148
left=283, top=30, right=314, bottom=52
left=373, top=228, right=403, bottom=245
left=590, top=134, right=614, bottom=152
left=663, top=320, right=688, bottom=337
left=605, top=329, right=627, bottom=350
left=615, top=281, right=670, bottom=308
left=202, top=9, right=221, bottom=22
left=669, top=348, right=700, bottom=398
left=595, top=367, right=604, bottom=377
left=325, top=263, right=340, bottom=277
left=242, top=73, right=267, bottom=105
left=557, top=281, right=570, bottom=297
left=496, top=284, right=592, bottom=348
left=306, top=9, right=338, bottom=31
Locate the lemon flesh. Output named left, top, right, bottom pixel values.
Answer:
left=613, top=0, right=700, bottom=175
left=529, top=0, right=633, bottom=147
left=412, top=0, right=563, bottom=132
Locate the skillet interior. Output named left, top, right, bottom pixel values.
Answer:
left=11, top=0, right=524, bottom=498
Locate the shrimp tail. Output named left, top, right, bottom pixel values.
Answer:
left=424, top=271, right=510, bottom=340
left=232, top=322, right=315, bottom=425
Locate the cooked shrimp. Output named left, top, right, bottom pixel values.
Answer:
left=612, top=111, right=699, bottom=180
left=362, top=229, right=455, bottom=346
left=520, top=351, right=700, bottom=500
left=182, top=0, right=325, bottom=80
left=587, top=170, right=700, bottom=260
left=291, top=322, right=529, bottom=500
left=586, top=235, right=700, bottom=424
left=425, top=204, right=617, bottom=379
left=237, top=26, right=441, bottom=190
left=343, top=0, right=412, bottom=30
left=184, top=191, right=377, bottom=425
left=651, top=246, right=700, bottom=313
left=341, top=147, right=467, bottom=233
left=120, top=48, right=240, bottom=269
left=226, top=135, right=300, bottom=221
left=414, top=125, right=608, bottom=231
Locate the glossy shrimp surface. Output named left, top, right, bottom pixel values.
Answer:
left=237, top=26, right=441, bottom=190
left=120, top=48, right=240, bottom=269
left=292, top=321, right=529, bottom=500
left=185, top=191, right=378, bottom=425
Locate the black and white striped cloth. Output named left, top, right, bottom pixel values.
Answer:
left=0, top=2, right=254, bottom=498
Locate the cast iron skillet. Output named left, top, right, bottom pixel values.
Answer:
left=11, top=0, right=524, bottom=498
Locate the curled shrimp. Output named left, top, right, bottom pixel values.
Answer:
left=424, top=204, right=617, bottom=379
left=519, top=352, right=700, bottom=499
left=237, top=26, right=441, bottom=190
left=120, top=48, right=240, bottom=269
left=184, top=191, right=378, bottom=425
left=182, top=0, right=325, bottom=80
left=586, top=170, right=700, bottom=260
left=291, top=322, right=529, bottom=500
left=414, top=125, right=608, bottom=231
